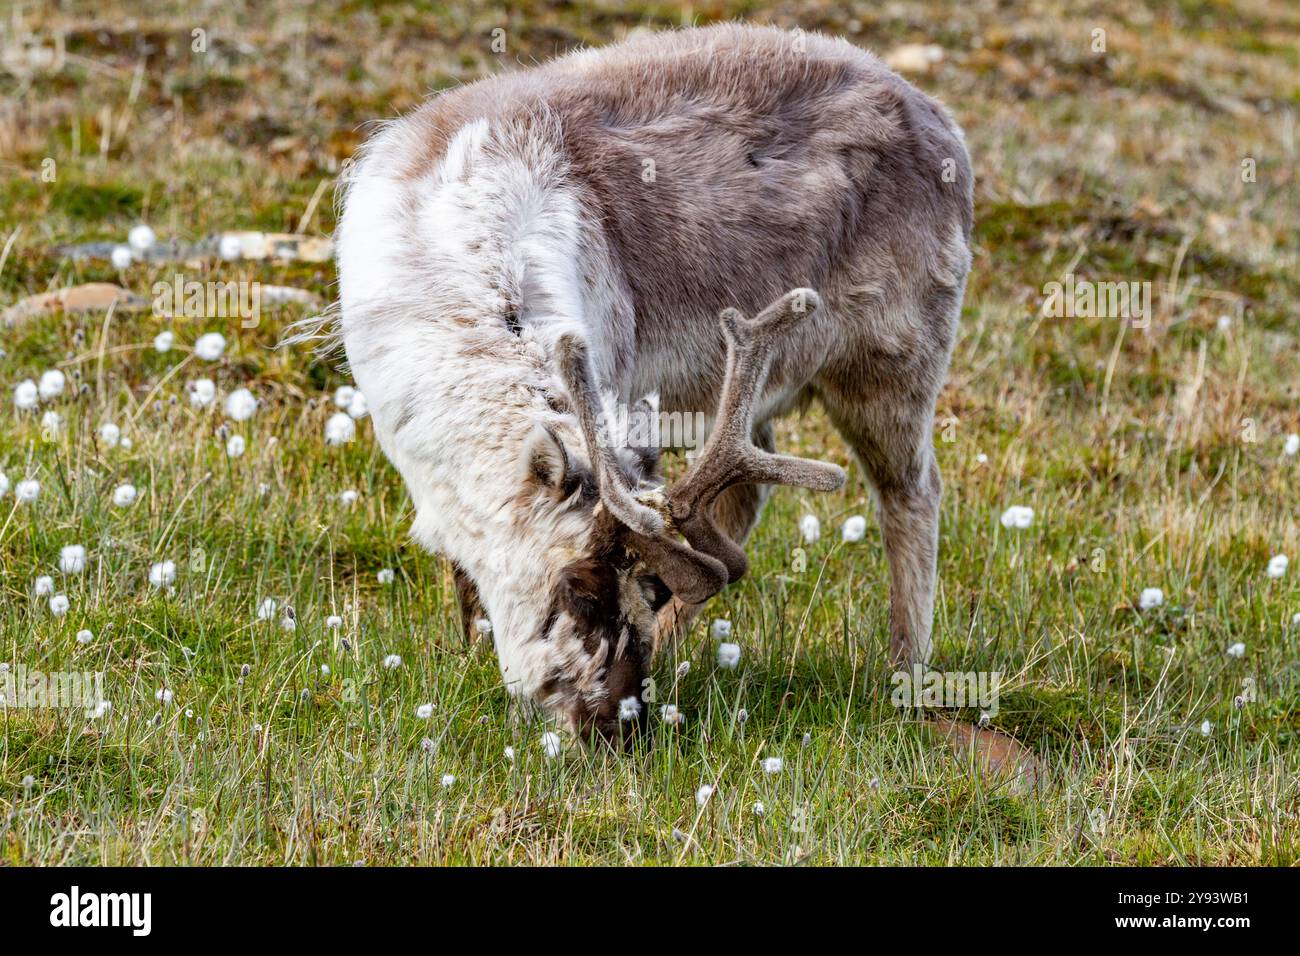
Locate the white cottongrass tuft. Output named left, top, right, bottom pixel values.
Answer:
left=153, top=330, right=174, bottom=353
left=717, top=642, right=741, bottom=669
left=841, top=514, right=867, bottom=542
left=695, top=784, right=715, bottom=806
left=187, top=378, right=216, bottom=407
left=15, top=479, right=40, bottom=503
left=383, top=654, right=401, bottom=670
left=761, top=756, right=783, bottom=775
left=711, top=619, right=732, bottom=640
left=59, top=544, right=87, bottom=574
left=975, top=452, right=989, bottom=464
left=617, top=696, right=641, bottom=721
left=76, top=629, right=94, bottom=644
left=660, top=704, right=684, bottom=725
left=416, top=703, right=434, bottom=720
left=110, top=245, right=133, bottom=268
left=1199, top=719, right=1212, bottom=736
left=128, top=224, right=156, bottom=251
left=14, top=379, right=38, bottom=410
left=752, top=801, right=765, bottom=816
left=218, top=234, right=243, bottom=260
left=148, top=560, right=177, bottom=588
left=41, top=410, right=62, bottom=435
left=334, top=385, right=356, bottom=408
left=225, top=434, right=246, bottom=458
left=440, top=773, right=455, bottom=788
left=339, top=489, right=358, bottom=505
left=99, top=422, right=121, bottom=447
left=1138, top=587, right=1164, bottom=610
left=799, top=513, right=821, bottom=543
left=49, top=594, right=70, bottom=616
left=346, top=390, right=368, bottom=419
left=224, top=387, right=257, bottom=421
left=325, top=412, right=356, bottom=446
left=1293, top=612, right=1300, bottom=628
left=1000, top=505, right=1034, bottom=529
left=1284, top=434, right=1299, bottom=456
left=474, top=618, right=492, bottom=636
left=504, top=746, right=515, bottom=762
left=1226, top=642, right=1246, bottom=658
left=38, top=369, right=65, bottom=399
left=112, top=483, right=137, bottom=507
left=326, top=615, right=342, bottom=629
left=377, top=568, right=395, bottom=585
left=1266, top=554, right=1288, bottom=578
left=92, top=700, right=112, bottom=719
left=33, top=575, right=54, bottom=597
left=156, top=688, right=174, bottom=704
left=256, top=598, right=278, bottom=621
left=0, top=472, right=8, bottom=497
left=193, top=332, right=227, bottom=361
left=541, top=731, right=562, bottom=759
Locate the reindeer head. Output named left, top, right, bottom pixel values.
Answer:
left=508, top=289, right=845, bottom=748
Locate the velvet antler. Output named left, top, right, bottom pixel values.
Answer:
left=558, top=288, right=846, bottom=605
left=662, top=289, right=846, bottom=583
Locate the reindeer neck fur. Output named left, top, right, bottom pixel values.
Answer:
left=336, top=97, right=640, bottom=700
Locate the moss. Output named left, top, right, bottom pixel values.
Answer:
left=982, top=685, right=1123, bottom=750
left=885, top=780, right=1034, bottom=845
left=49, top=180, right=143, bottom=222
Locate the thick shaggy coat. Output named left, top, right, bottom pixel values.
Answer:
left=335, top=24, right=974, bottom=741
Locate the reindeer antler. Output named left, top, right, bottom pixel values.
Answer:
left=557, top=288, right=846, bottom=606
left=663, top=289, right=846, bottom=583
left=555, top=336, right=665, bottom=537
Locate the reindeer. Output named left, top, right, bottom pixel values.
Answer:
left=332, top=24, right=973, bottom=746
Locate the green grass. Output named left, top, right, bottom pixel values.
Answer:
left=1, top=0, right=1298, bottom=865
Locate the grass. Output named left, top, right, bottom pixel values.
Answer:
left=1, top=0, right=1298, bottom=865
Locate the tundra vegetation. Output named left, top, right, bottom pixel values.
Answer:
left=0, top=0, right=1297, bottom=864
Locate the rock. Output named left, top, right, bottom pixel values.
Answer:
left=925, top=715, right=1044, bottom=795
left=1, top=283, right=147, bottom=326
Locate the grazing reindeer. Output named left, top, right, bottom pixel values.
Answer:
left=333, top=24, right=973, bottom=746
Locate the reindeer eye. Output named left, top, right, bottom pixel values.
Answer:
left=564, top=468, right=597, bottom=504
left=504, top=306, right=522, bottom=336
left=638, top=574, right=672, bottom=612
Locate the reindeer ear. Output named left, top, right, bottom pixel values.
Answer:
left=522, top=425, right=572, bottom=492
left=629, top=531, right=729, bottom=606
